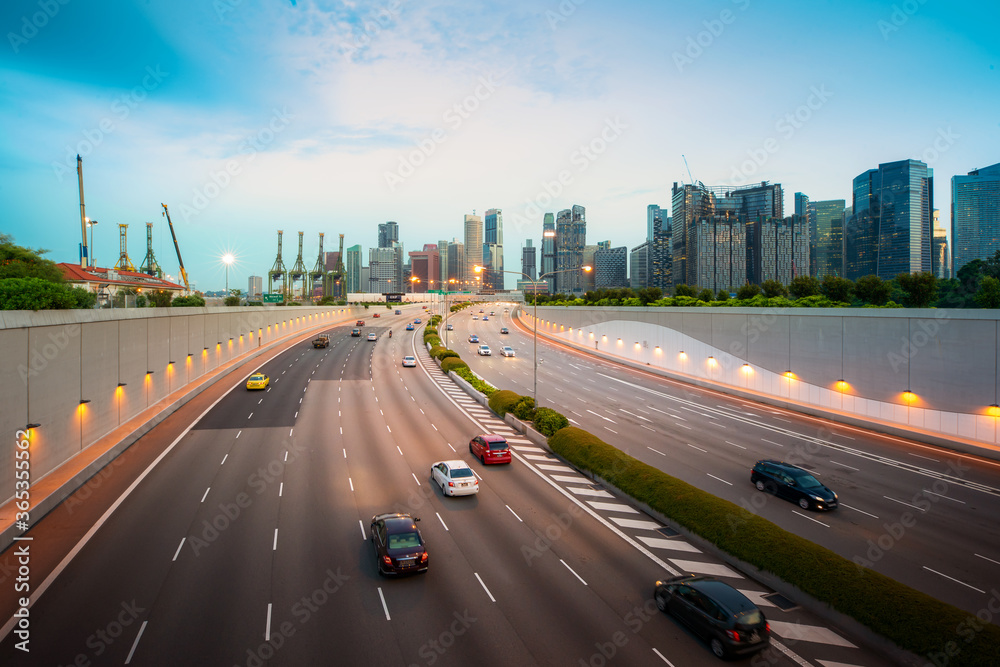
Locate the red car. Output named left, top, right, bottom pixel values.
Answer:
left=373, top=313, right=380, bottom=318
left=356, top=319, right=365, bottom=326
left=469, top=434, right=511, bottom=465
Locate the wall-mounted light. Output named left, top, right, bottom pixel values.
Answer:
left=146, top=370, right=154, bottom=374
left=117, top=382, right=127, bottom=387
left=988, top=404, right=1000, bottom=418
left=26, top=423, right=41, bottom=430
left=784, top=370, right=795, bottom=379
left=79, top=399, right=91, bottom=404
left=836, top=379, right=848, bottom=391
left=678, top=351, right=686, bottom=358
left=902, top=390, right=916, bottom=403
left=741, top=363, right=753, bottom=374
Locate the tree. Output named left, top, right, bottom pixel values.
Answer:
left=761, top=279, right=787, bottom=298
left=172, top=295, right=206, bottom=307
left=224, top=296, right=241, bottom=306
left=854, top=275, right=891, bottom=306
left=0, top=234, right=64, bottom=282
left=736, top=283, right=761, bottom=300
left=147, top=290, right=173, bottom=307
left=637, top=287, right=662, bottom=305
left=821, top=275, right=854, bottom=303
left=697, top=288, right=714, bottom=302
left=983, top=250, right=1000, bottom=280
left=674, top=284, right=696, bottom=297
left=716, top=289, right=730, bottom=302
left=896, top=272, right=938, bottom=308
left=0, top=277, right=95, bottom=310
left=975, top=276, right=1000, bottom=308
left=788, top=275, right=821, bottom=299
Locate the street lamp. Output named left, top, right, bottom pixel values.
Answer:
left=222, top=253, right=234, bottom=295
left=475, top=264, right=591, bottom=408
left=86, top=218, right=98, bottom=268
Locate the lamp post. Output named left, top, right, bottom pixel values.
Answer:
left=475, top=264, right=591, bottom=408
left=222, top=253, right=234, bottom=296
left=86, top=218, right=98, bottom=268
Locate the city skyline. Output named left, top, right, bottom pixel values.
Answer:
left=2, top=0, right=997, bottom=290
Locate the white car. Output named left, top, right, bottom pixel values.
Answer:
left=478, top=345, right=491, bottom=356
left=500, top=346, right=515, bottom=357
left=367, top=332, right=377, bottom=341
left=431, top=460, right=479, bottom=496
left=472, top=315, right=479, bottom=320
left=402, top=356, right=416, bottom=367
left=446, top=324, right=454, bottom=330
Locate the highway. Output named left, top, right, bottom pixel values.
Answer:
left=0, top=306, right=892, bottom=666
left=453, top=301, right=1000, bottom=622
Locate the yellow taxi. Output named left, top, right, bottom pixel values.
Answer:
left=246, top=372, right=270, bottom=390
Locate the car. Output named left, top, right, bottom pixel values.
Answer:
left=472, top=315, right=479, bottom=320
left=370, top=513, right=428, bottom=576
left=489, top=311, right=495, bottom=316
left=395, top=309, right=402, bottom=315
left=373, top=312, right=380, bottom=318
left=406, top=323, right=415, bottom=331
left=477, top=344, right=491, bottom=356
left=469, top=434, right=511, bottom=464
left=356, top=320, right=365, bottom=326
left=430, top=460, right=480, bottom=496
left=367, top=332, right=377, bottom=341
left=312, top=334, right=330, bottom=348
left=479, top=309, right=484, bottom=313
left=246, top=372, right=269, bottom=390
left=500, top=346, right=515, bottom=357
left=414, top=318, right=422, bottom=324
left=351, top=328, right=362, bottom=337
left=482, top=316, right=489, bottom=321
left=500, top=327, right=509, bottom=334
left=654, top=575, right=770, bottom=658
left=402, top=356, right=416, bottom=367
left=750, top=460, right=838, bottom=510
left=468, top=334, right=479, bottom=343
left=446, top=324, right=454, bottom=331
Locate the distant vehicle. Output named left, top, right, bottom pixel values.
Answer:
left=356, top=320, right=365, bottom=326
left=373, top=313, right=380, bottom=318
left=500, top=327, right=509, bottom=334
left=446, top=324, right=454, bottom=330
left=246, top=372, right=269, bottom=390
left=395, top=309, right=402, bottom=315
left=751, top=460, right=838, bottom=510
left=468, top=334, right=479, bottom=343
left=402, top=356, right=416, bottom=367
left=370, top=513, right=428, bottom=576
left=430, top=460, right=479, bottom=496
left=489, top=311, right=495, bottom=316
left=351, top=328, right=362, bottom=337
left=477, top=344, right=491, bottom=356
left=654, top=575, right=770, bottom=658
left=367, top=332, right=377, bottom=341
left=414, top=318, right=421, bottom=324
left=469, top=434, right=511, bottom=465
left=500, top=346, right=515, bottom=357
left=406, top=323, right=415, bottom=331
left=479, top=309, right=484, bottom=313
left=312, top=334, right=330, bottom=348
left=482, top=316, right=489, bottom=321
left=472, top=315, right=478, bottom=320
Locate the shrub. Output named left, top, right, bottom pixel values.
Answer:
left=440, top=357, right=469, bottom=373
left=716, top=289, right=730, bottom=302
left=736, top=283, right=761, bottom=300
left=761, top=279, right=787, bottom=298
left=488, top=390, right=522, bottom=416
left=513, top=396, right=536, bottom=421
left=453, top=367, right=497, bottom=396
left=789, top=275, right=821, bottom=299
left=533, top=407, right=569, bottom=436
left=172, top=295, right=206, bottom=307
left=697, top=288, right=714, bottom=302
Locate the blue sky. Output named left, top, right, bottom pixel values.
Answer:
left=1, top=0, right=998, bottom=291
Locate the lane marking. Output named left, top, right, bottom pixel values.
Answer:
left=279, top=482, right=283, bottom=497
left=724, top=441, right=746, bottom=450
left=436, top=512, right=449, bottom=531
left=475, top=573, right=496, bottom=602
left=560, top=559, right=588, bottom=585
left=652, top=648, right=675, bottom=666
left=377, top=587, right=391, bottom=620
left=349, top=477, right=354, bottom=492
left=200, top=487, right=210, bottom=503
left=273, top=529, right=278, bottom=551
left=359, top=520, right=366, bottom=540
left=506, top=505, right=523, bottom=522
left=975, top=553, right=1000, bottom=566
left=221, top=454, right=228, bottom=465
left=883, top=495, right=926, bottom=512
left=840, top=503, right=878, bottom=519
left=707, top=473, right=733, bottom=486
left=687, top=444, right=707, bottom=453
left=412, top=473, right=421, bottom=486
left=923, top=566, right=985, bottom=593
left=172, top=538, right=185, bottom=562
left=922, top=488, right=965, bottom=504
left=236, top=430, right=241, bottom=438
left=830, top=460, right=858, bottom=471
left=124, top=621, right=148, bottom=665
left=397, top=446, right=403, bottom=455
left=265, top=603, right=272, bottom=640
left=792, top=510, right=830, bottom=527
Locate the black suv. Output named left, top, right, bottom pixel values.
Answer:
left=654, top=575, right=770, bottom=658
left=750, top=459, right=838, bottom=510
left=370, top=513, right=428, bottom=576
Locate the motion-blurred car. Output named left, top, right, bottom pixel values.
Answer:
left=367, top=332, right=377, bottom=341
left=406, top=323, right=415, bottom=331
left=472, top=315, right=479, bottom=320
left=482, top=316, right=489, bottom=321
left=500, top=346, right=515, bottom=357
left=750, top=460, right=838, bottom=510
left=477, top=345, right=491, bottom=356
left=373, top=312, right=380, bottom=318
left=395, top=309, right=402, bottom=315
left=246, top=372, right=269, bottom=390
left=370, top=513, right=428, bottom=576
left=430, top=460, right=480, bottom=496
left=468, top=334, right=479, bottom=343
left=654, top=575, right=770, bottom=658
left=356, top=320, right=365, bottom=326
left=414, top=318, right=421, bottom=324
left=351, top=328, right=362, bottom=337
left=469, top=434, right=511, bottom=464
left=446, top=324, right=454, bottom=330
left=402, top=356, right=417, bottom=367
left=500, top=327, right=509, bottom=334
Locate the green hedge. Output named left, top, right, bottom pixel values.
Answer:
left=440, top=357, right=469, bottom=373
left=547, top=427, right=1000, bottom=666
left=513, top=396, right=536, bottom=421
left=533, top=407, right=569, bottom=436
left=488, top=390, right=522, bottom=416
left=453, top=367, right=497, bottom=396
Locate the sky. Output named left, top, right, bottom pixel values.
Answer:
left=1, top=0, right=998, bottom=292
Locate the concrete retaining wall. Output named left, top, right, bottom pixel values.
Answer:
left=517, top=306, right=1000, bottom=452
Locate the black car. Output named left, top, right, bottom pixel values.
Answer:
left=654, top=575, right=770, bottom=659
left=500, top=327, right=509, bottom=334
left=370, top=513, right=428, bottom=576
left=750, top=459, right=838, bottom=510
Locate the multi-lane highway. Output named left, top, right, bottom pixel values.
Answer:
left=454, top=302, right=1000, bottom=622
left=0, top=306, right=895, bottom=666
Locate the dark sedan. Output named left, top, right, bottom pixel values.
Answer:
left=370, top=513, right=428, bottom=576
left=751, top=459, right=838, bottom=510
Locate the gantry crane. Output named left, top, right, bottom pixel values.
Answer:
left=309, top=232, right=325, bottom=301
left=289, top=232, right=307, bottom=299
left=140, top=222, right=161, bottom=277
left=161, top=204, right=190, bottom=290
left=268, top=230, right=287, bottom=299
left=114, top=224, right=136, bottom=272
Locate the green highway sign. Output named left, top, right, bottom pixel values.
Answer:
left=262, top=293, right=283, bottom=303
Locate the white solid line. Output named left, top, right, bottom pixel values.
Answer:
left=792, top=510, right=830, bottom=527
left=923, top=566, right=986, bottom=593
left=687, top=444, right=707, bottom=453
left=349, top=477, right=354, bottom=492
left=475, top=573, right=496, bottom=602
left=378, top=587, right=391, bottom=620
left=883, top=495, right=926, bottom=512
left=725, top=441, right=746, bottom=449
left=265, top=603, right=272, bottom=640
left=923, top=488, right=966, bottom=504
left=834, top=433, right=856, bottom=440
left=706, top=473, right=733, bottom=486
left=651, top=648, right=675, bottom=665
left=830, top=460, right=859, bottom=471
left=387, top=425, right=391, bottom=433
left=236, top=430, right=241, bottom=438
left=172, top=538, right=185, bottom=562
left=397, top=446, right=403, bottom=455
left=359, top=520, right=366, bottom=540
left=975, top=553, right=1000, bottom=566
left=221, top=454, right=228, bottom=465
left=648, top=447, right=665, bottom=456
left=506, top=505, right=523, bottom=522
left=124, top=620, right=148, bottom=664
left=676, top=423, right=692, bottom=429
left=200, top=487, right=210, bottom=503
left=840, top=503, right=878, bottom=519
left=448, top=443, right=456, bottom=452
left=273, top=529, right=278, bottom=551
left=560, top=559, right=588, bottom=585
left=412, top=473, right=421, bottom=486
left=436, top=512, right=449, bottom=531
left=279, top=482, right=283, bottom=497
left=284, top=450, right=288, bottom=461
left=909, top=452, right=940, bottom=462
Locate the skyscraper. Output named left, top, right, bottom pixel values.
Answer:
left=630, top=242, right=649, bottom=290
left=408, top=244, right=439, bottom=293
left=463, top=213, right=483, bottom=292
left=672, top=182, right=718, bottom=287
left=521, top=240, right=536, bottom=281
left=595, top=246, right=628, bottom=288
left=438, top=238, right=450, bottom=288
left=248, top=275, right=262, bottom=300
left=555, top=205, right=586, bottom=293
left=812, top=200, right=845, bottom=278
left=845, top=159, right=933, bottom=281
left=693, top=211, right=746, bottom=293
left=345, top=244, right=362, bottom=293
left=378, top=221, right=399, bottom=248
left=369, top=246, right=400, bottom=293
left=795, top=192, right=813, bottom=276
left=647, top=204, right=672, bottom=291
left=541, top=213, right=556, bottom=292
left=932, top=209, right=950, bottom=280
left=952, top=162, right=1000, bottom=276
left=483, top=208, right=504, bottom=292
left=748, top=216, right=809, bottom=285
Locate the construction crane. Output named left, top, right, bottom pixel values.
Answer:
left=334, top=233, right=345, bottom=298
left=114, top=224, right=136, bottom=272
left=682, top=154, right=694, bottom=185
left=77, top=155, right=90, bottom=267
left=268, top=230, right=287, bottom=299
left=309, top=232, right=325, bottom=300
left=161, top=204, right=190, bottom=290
left=140, top=222, right=161, bottom=277
left=289, top=231, right=307, bottom=299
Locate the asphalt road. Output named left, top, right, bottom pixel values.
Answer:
left=451, top=301, right=1000, bottom=622
left=0, top=305, right=895, bottom=666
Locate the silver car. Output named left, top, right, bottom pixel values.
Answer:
left=477, top=345, right=491, bottom=356
left=500, top=346, right=515, bottom=357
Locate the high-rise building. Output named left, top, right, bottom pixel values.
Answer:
left=647, top=204, right=672, bottom=291
left=463, top=214, right=483, bottom=292
left=438, top=239, right=449, bottom=288
left=747, top=216, right=809, bottom=285
left=672, top=182, right=719, bottom=287
left=369, top=246, right=400, bottom=293
left=521, top=240, right=536, bottom=281
left=483, top=208, right=504, bottom=292
left=248, top=275, right=262, bottom=300
left=408, top=244, right=439, bottom=293
left=845, top=159, right=933, bottom=281
left=448, top=240, right=465, bottom=288
left=595, top=246, right=628, bottom=288
left=952, top=162, right=1000, bottom=276
left=734, top=182, right=784, bottom=285
left=630, top=242, right=649, bottom=290
left=359, top=265, right=370, bottom=292
left=811, top=200, right=845, bottom=278
left=555, top=205, right=586, bottom=293
left=541, top=213, right=556, bottom=292
left=795, top=193, right=813, bottom=276
left=932, top=209, right=950, bottom=280
left=378, top=221, right=398, bottom=248
left=345, top=244, right=362, bottom=293
left=582, top=244, right=598, bottom=292
left=693, top=211, right=746, bottom=293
